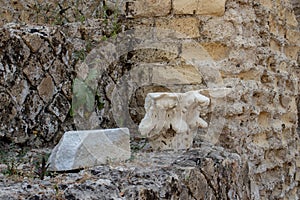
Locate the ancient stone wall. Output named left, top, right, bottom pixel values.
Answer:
left=0, top=0, right=300, bottom=199
left=291, top=0, right=300, bottom=25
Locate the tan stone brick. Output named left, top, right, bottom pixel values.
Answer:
left=270, top=39, right=280, bottom=52
left=173, top=0, right=226, bottom=16
left=286, top=29, right=300, bottom=45
left=155, top=17, right=200, bottom=38
left=173, top=0, right=198, bottom=15
left=285, top=10, right=298, bottom=27
left=284, top=46, right=300, bottom=60
left=269, top=14, right=277, bottom=35
left=201, top=43, right=229, bottom=61
left=124, top=0, right=171, bottom=18
left=151, top=64, right=203, bottom=85
left=181, top=41, right=212, bottom=62
left=296, top=171, right=300, bottom=181
left=297, top=159, right=300, bottom=167
left=259, top=0, right=273, bottom=10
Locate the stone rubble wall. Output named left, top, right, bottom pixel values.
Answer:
left=0, top=0, right=300, bottom=199
left=0, top=144, right=248, bottom=200
left=291, top=0, right=300, bottom=26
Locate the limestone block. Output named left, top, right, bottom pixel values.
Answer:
left=48, top=128, right=131, bottom=171
left=259, top=0, right=273, bottom=10
left=285, top=9, right=298, bottom=27
left=124, top=0, right=171, bottom=18
left=139, top=90, right=210, bottom=150
left=284, top=46, right=300, bottom=60
left=155, top=17, right=200, bottom=38
left=151, top=64, right=203, bottom=85
left=286, top=29, right=300, bottom=45
left=173, top=0, right=226, bottom=16
left=201, top=43, right=229, bottom=61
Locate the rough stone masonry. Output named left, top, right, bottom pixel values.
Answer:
left=0, top=0, right=299, bottom=199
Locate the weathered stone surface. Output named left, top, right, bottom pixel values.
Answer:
left=0, top=143, right=247, bottom=200
left=201, top=42, right=229, bottom=61
left=136, top=63, right=203, bottom=86
left=24, top=92, right=44, bottom=121
left=139, top=90, right=210, bottom=150
left=22, top=33, right=44, bottom=53
left=124, top=0, right=171, bottom=18
left=173, top=0, right=226, bottom=16
left=48, top=93, right=70, bottom=122
left=48, top=128, right=131, bottom=171
left=38, top=74, right=55, bottom=103
left=0, top=24, right=78, bottom=146
left=23, top=55, right=44, bottom=86
left=155, top=17, right=200, bottom=38
left=37, top=113, right=59, bottom=142
left=10, top=78, right=30, bottom=106
left=0, top=0, right=299, bottom=198
left=291, top=0, right=300, bottom=27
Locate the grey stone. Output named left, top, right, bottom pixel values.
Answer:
left=0, top=143, right=246, bottom=199
left=48, top=128, right=131, bottom=171
left=48, top=93, right=70, bottom=122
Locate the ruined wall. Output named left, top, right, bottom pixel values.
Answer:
left=0, top=0, right=300, bottom=199
left=291, top=0, right=300, bottom=25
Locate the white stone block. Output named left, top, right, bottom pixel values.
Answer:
left=139, top=90, right=210, bottom=150
left=48, top=128, right=131, bottom=171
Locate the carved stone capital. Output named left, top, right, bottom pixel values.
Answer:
left=139, top=90, right=210, bottom=150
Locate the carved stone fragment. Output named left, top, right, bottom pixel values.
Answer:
left=139, top=90, right=210, bottom=150
left=48, top=128, right=131, bottom=171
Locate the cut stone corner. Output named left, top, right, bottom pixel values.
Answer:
left=48, top=128, right=131, bottom=171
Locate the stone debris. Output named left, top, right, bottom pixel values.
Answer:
left=0, top=0, right=299, bottom=199
left=139, top=90, right=210, bottom=150
left=48, top=128, right=131, bottom=171
left=0, top=143, right=246, bottom=200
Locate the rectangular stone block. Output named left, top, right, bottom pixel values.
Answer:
left=286, top=29, right=300, bottom=45
left=259, top=0, right=273, bottom=10
left=201, top=42, right=229, bottom=61
left=173, top=0, right=226, bottom=16
left=152, top=64, right=203, bottom=85
left=124, top=0, right=171, bottom=18
left=155, top=17, right=200, bottom=38
left=285, top=9, right=298, bottom=27
left=48, top=128, right=131, bottom=171
left=285, top=46, right=300, bottom=61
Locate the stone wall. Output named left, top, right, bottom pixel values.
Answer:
left=291, top=0, right=300, bottom=25
left=0, top=0, right=300, bottom=199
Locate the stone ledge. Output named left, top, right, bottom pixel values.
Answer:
left=0, top=143, right=248, bottom=199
